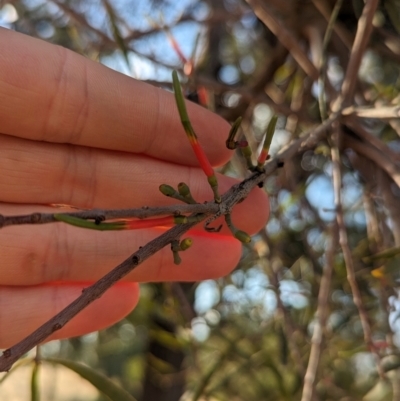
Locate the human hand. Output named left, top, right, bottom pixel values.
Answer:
left=0, top=28, right=269, bottom=348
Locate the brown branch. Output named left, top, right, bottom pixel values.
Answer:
left=268, top=263, right=306, bottom=375
left=244, top=0, right=319, bottom=80
left=331, top=123, right=385, bottom=378
left=344, top=116, right=400, bottom=162
left=342, top=135, right=400, bottom=188
left=378, top=170, right=400, bottom=247
left=311, top=0, right=353, bottom=50
left=0, top=203, right=218, bottom=228
left=0, top=113, right=339, bottom=372
left=342, top=106, right=400, bottom=119
left=336, top=0, right=380, bottom=108
left=301, top=224, right=337, bottom=401
left=0, top=215, right=201, bottom=372
left=50, top=0, right=177, bottom=70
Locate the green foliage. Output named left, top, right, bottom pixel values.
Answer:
left=45, top=358, right=138, bottom=401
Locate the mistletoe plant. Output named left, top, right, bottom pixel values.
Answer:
left=0, top=69, right=332, bottom=374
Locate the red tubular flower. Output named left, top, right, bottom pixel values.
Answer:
left=172, top=71, right=221, bottom=203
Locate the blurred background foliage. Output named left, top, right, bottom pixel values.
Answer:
left=1, top=0, right=400, bottom=400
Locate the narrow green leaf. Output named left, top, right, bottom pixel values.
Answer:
left=44, top=358, right=137, bottom=401
left=31, top=362, right=40, bottom=401
left=363, top=246, right=400, bottom=263
left=103, top=0, right=130, bottom=67
left=53, top=214, right=124, bottom=231
left=264, top=115, right=278, bottom=152
left=172, top=70, right=197, bottom=138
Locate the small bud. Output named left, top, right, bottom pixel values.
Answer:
left=174, top=216, right=188, bottom=224
left=178, top=182, right=191, bottom=197
left=178, top=182, right=197, bottom=204
left=225, top=213, right=251, bottom=243
left=159, top=184, right=177, bottom=197
left=207, top=175, right=221, bottom=203
left=180, top=238, right=193, bottom=251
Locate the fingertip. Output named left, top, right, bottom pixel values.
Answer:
left=0, top=282, right=140, bottom=348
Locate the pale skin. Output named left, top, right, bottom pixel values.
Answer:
left=0, top=28, right=269, bottom=348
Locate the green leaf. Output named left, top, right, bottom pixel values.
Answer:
left=53, top=214, right=124, bottom=231
left=172, top=71, right=197, bottom=138
left=103, top=0, right=130, bottom=67
left=31, top=362, right=40, bottom=401
left=44, top=358, right=137, bottom=401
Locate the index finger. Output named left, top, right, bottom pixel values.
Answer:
left=0, top=28, right=231, bottom=166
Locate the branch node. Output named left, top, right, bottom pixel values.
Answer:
left=3, top=349, right=11, bottom=358
left=52, top=323, right=62, bottom=331
left=94, top=215, right=105, bottom=225
left=171, top=240, right=182, bottom=265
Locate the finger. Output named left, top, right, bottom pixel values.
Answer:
left=0, top=134, right=269, bottom=235
left=0, top=204, right=243, bottom=285
left=0, top=28, right=231, bottom=166
left=0, top=282, right=139, bottom=348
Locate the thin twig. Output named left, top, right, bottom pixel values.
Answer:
left=342, top=135, right=400, bottom=188
left=331, top=123, right=385, bottom=378
left=342, top=106, right=400, bottom=119
left=301, top=224, right=338, bottom=401
left=244, top=0, right=319, bottom=80
left=344, top=116, right=400, bottom=161
left=311, top=0, right=353, bottom=50
left=318, top=0, right=343, bottom=121
left=336, top=0, right=380, bottom=108
left=0, top=204, right=218, bottom=228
